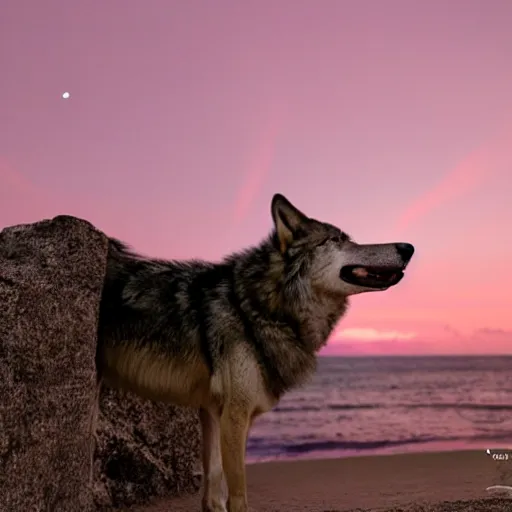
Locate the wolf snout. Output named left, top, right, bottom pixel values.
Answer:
left=395, top=243, right=415, bottom=264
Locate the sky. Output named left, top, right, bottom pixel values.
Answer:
left=1, top=0, right=512, bottom=355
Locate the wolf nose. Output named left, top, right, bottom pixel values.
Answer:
left=395, top=243, right=415, bottom=263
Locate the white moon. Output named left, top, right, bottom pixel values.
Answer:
left=62, top=92, right=70, bottom=99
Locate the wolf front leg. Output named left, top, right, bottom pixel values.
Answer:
left=200, top=407, right=227, bottom=512
left=220, top=403, right=251, bottom=512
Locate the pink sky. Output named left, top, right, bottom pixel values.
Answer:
left=1, top=0, right=512, bottom=355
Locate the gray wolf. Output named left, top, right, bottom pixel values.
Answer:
left=96, top=194, right=415, bottom=512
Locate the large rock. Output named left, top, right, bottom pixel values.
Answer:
left=0, top=215, right=108, bottom=512
left=93, top=388, right=201, bottom=509
left=0, top=215, right=202, bottom=511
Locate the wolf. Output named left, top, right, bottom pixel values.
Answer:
left=96, top=194, right=415, bottom=512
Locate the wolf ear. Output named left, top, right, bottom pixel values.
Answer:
left=271, top=194, right=309, bottom=253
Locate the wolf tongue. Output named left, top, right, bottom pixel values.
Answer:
left=352, top=267, right=369, bottom=278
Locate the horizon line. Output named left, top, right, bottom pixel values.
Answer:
left=318, top=353, right=512, bottom=358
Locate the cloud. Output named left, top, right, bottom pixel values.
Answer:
left=442, top=324, right=463, bottom=338
left=321, top=324, right=512, bottom=356
left=0, top=158, right=55, bottom=226
left=463, top=328, right=512, bottom=354
left=393, top=128, right=512, bottom=235
left=334, top=327, right=417, bottom=342
left=0, top=158, right=37, bottom=194
left=473, top=327, right=512, bottom=338
left=232, top=105, right=285, bottom=226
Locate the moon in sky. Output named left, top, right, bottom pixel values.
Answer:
left=62, top=92, right=70, bottom=99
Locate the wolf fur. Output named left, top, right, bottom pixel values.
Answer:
left=96, top=194, right=414, bottom=512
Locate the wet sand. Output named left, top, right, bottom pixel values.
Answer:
left=133, top=450, right=512, bottom=511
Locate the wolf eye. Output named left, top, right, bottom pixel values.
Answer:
left=318, top=236, right=337, bottom=247
left=329, top=235, right=348, bottom=246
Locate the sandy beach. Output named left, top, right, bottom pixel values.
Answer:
left=134, top=450, right=512, bottom=511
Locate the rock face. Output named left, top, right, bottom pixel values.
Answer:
left=93, top=388, right=201, bottom=509
left=0, top=215, right=108, bottom=512
left=0, top=215, right=202, bottom=511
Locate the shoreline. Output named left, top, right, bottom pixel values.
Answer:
left=246, top=439, right=512, bottom=464
left=137, top=449, right=512, bottom=511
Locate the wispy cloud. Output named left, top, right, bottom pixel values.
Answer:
left=473, top=327, right=512, bottom=338
left=0, top=158, right=37, bottom=194
left=232, top=105, right=285, bottom=227
left=323, top=324, right=512, bottom=355
left=0, top=157, right=79, bottom=229
left=334, top=327, right=417, bottom=342
left=0, top=158, right=53, bottom=226
left=393, top=128, right=512, bottom=235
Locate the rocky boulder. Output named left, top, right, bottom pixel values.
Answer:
left=0, top=215, right=201, bottom=511
left=94, top=388, right=201, bottom=509
left=0, top=215, right=108, bottom=512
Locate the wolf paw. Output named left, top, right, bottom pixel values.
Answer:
left=202, top=497, right=228, bottom=512
left=226, top=497, right=249, bottom=512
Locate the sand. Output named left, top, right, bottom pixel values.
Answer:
left=133, top=450, right=512, bottom=511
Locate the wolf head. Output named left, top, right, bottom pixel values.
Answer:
left=271, top=194, right=414, bottom=296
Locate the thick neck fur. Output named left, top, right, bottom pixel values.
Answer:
left=105, top=233, right=348, bottom=399
left=226, top=232, right=348, bottom=396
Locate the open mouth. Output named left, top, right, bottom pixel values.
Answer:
left=340, top=265, right=404, bottom=289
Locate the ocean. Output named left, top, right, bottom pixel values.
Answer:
left=246, top=355, right=512, bottom=462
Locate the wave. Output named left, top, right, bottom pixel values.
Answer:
left=273, top=403, right=381, bottom=413
left=247, top=431, right=512, bottom=459
left=271, top=402, right=512, bottom=413
left=407, top=403, right=512, bottom=411
left=327, top=404, right=380, bottom=411
left=273, top=405, right=322, bottom=413
left=247, top=435, right=451, bottom=457
left=282, top=435, right=448, bottom=454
